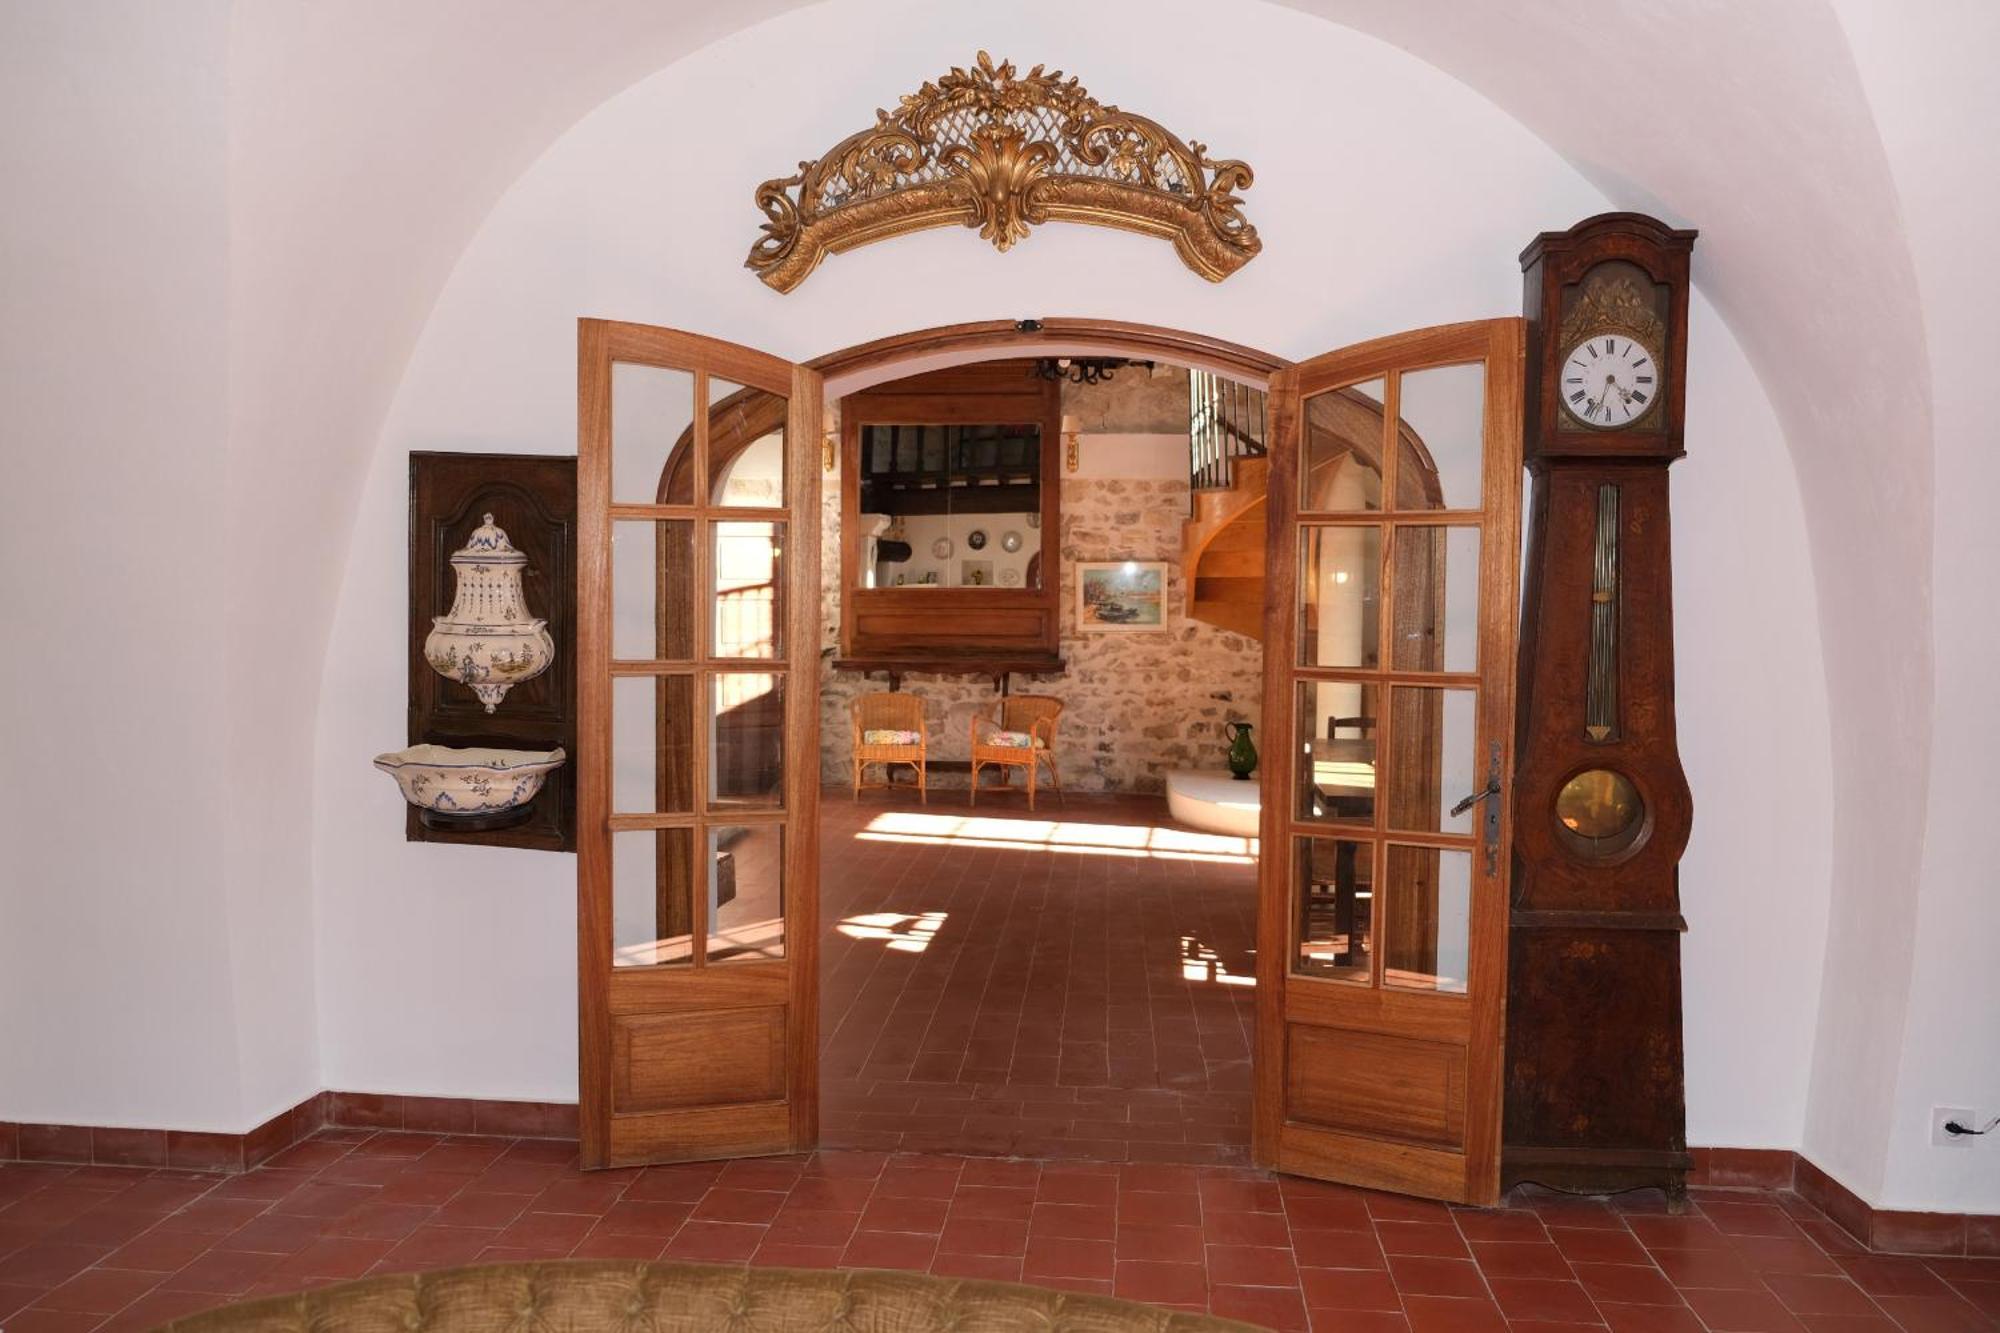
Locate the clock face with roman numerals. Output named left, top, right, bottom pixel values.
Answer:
left=1559, top=334, right=1663, bottom=430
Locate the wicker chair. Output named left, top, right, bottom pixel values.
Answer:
left=851, top=692, right=927, bottom=802
left=969, top=694, right=1064, bottom=810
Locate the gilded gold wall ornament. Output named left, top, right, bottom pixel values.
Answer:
left=746, top=51, right=1261, bottom=291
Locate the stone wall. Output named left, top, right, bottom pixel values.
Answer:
left=817, top=466, right=1263, bottom=794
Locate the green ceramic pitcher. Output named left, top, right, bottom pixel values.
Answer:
left=1225, top=721, right=1258, bottom=780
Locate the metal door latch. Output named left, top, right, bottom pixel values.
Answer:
left=1453, top=743, right=1506, bottom=874
left=1449, top=781, right=1499, bottom=818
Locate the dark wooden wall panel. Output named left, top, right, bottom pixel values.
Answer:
left=407, top=452, right=577, bottom=852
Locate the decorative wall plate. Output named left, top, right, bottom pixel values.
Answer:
left=1001, top=529, right=1023, bottom=553
left=967, top=528, right=988, bottom=550
left=1000, top=568, right=1021, bottom=586
left=746, top=52, right=1260, bottom=291
left=932, top=536, right=954, bottom=559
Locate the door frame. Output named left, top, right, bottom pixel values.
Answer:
left=580, top=315, right=1520, bottom=1195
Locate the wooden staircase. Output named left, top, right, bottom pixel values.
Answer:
left=1184, top=455, right=1268, bottom=638
left=1182, top=371, right=1269, bottom=639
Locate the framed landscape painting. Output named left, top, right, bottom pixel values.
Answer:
left=1076, top=561, right=1169, bottom=632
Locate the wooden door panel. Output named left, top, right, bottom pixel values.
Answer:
left=579, top=320, right=821, bottom=1169
left=1256, top=319, right=1524, bottom=1205
left=609, top=1102, right=792, bottom=1165
left=1285, top=1025, right=1465, bottom=1145
left=612, top=1008, right=787, bottom=1111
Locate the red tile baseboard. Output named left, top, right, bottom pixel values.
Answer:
left=0, top=1107, right=1989, bottom=1258
left=4, top=1093, right=327, bottom=1174
left=323, top=1091, right=578, bottom=1140
left=1697, top=1145, right=1999, bottom=1258
left=0, top=1091, right=576, bottom=1175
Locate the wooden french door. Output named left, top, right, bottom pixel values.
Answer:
left=576, top=320, right=821, bottom=1168
left=1255, top=319, right=1525, bottom=1204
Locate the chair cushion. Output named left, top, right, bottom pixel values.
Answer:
left=862, top=729, right=923, bottom=745
left=984, top=729, right=1045, bottom=749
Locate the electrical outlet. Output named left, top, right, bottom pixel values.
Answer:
left=1932, top=1106, right=1977, bottom=1147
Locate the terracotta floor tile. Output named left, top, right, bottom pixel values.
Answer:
left=663, top=1221, right=766, bottom=1263
left=1022, top=1235, right=1115, bottom=1282
left=1378, top=1222, right=1472, bottom=1260
left=1652, top=1245, right=1764, bottom=1290
left=1210, top=1283, right=1311, bottom=1331
left=4, top=1307, right=112, bottom=1332
left=1030, top=1202, right=1117, bottom=1242
left=1301, top=1265, right=1403, bottom=1311
left=155, top=1247, right=286, bottom=1294
left=690, top=1189, right=788, bottom=1226
left=1868, top=1292, right=1990, bottom=1333
left=1833, top=1255, right=1953, bottom=1299
left=1454, top=1210, right=1547, bottom=1244
left=858, top=1194, right=949, bottom=1234
left=930, top=1251, right=1021, bottom=1282
left=1470, top=1240, right=1571, bottom=1281
left=1119, top=1224, right=1208, bottom=1265
left=1682, top=1286, right=1809, bottom=1332
left=937, top=1216, right=1029, bottom=1257
left=1765, top=1273, right=1885, bottom=1317
left=1593, top=1302, right=1708, bottom=1333
left=271, top=1236, right=397, bottom=1280
left=1548, top=1227, right=1652, bottom=1265
left=731, top=1237, right=831, bottom=1269
left=1115, top=1259, right=1211, bottom=1305
left=567, top=1230, right=666, bottom=1262
left=1789, top=1316, right=1900, bottom=1333
left=1485, top=1277, right=1603, bottom=1324
left=1570, top=1261, right=1681, bottom=1306
left=491, top=1210, right=594, bottom=1251
left=1204, top=1209, right=1294, bottom=1248
left=1388, top=1255, right=1488, bottom=1299
left=29, top=1267, right=160, bottom=1315
left=843, top=1230, right=939, bottom=1271
left=1207, top=1242, right=1300, bottom=1287
left=1400, top=1294, right=1510, bottom=1333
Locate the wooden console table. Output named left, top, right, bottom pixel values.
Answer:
left=830, top=652, right=1066, bottom=695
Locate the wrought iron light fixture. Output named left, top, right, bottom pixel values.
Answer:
left=1030, top=356, right=1153, bottom=386
left=746, top=52, right=1261, bottom=292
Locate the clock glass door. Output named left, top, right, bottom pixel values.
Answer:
left=1256, top=319, right=1524, bottom=1204
left=577, top=319, right=822, bottom=1168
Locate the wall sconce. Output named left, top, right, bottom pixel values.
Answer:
left=822, top=425, right=837, bottom=473
left=1063, top=414, right=1081, bottom=473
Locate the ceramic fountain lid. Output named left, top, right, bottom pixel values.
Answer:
left=450, top=513, right=527, bottom=567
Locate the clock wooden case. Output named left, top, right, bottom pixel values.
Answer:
left=1506, top=213, right=1698, bottom=1199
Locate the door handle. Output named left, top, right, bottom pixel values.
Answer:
left=1453, top=743, right=1506, bottom=875
left=1449, top=781, right=1499, bottom=818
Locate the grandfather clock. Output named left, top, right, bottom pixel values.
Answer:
left=1504, top=213, right=1698, bottom=1199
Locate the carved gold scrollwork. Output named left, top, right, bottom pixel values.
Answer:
left=746, top=51, right=1262, bottom=291
left=1559, top=272, right=1667, bottom=349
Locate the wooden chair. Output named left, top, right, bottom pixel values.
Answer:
left=969, top=695, right=1064, bottom=810
left=851, top=692, right=927, bottom=802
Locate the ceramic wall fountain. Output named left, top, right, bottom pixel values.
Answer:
left=424, top=513, right=555, bottom=712
left=388, top=456, right=579, bottom=851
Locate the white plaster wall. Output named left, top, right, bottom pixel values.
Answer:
left=1833, top=0, right=2000, bottom=1214
left=311, top=0, right=1833, bottom=1154
left=0, top=0, right=258, bottom=1131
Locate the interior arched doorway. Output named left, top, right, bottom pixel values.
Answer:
left=578, top=314, right=1523, bottom=1204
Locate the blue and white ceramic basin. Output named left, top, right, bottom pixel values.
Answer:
left=373, top=744, right=566, bottom=816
